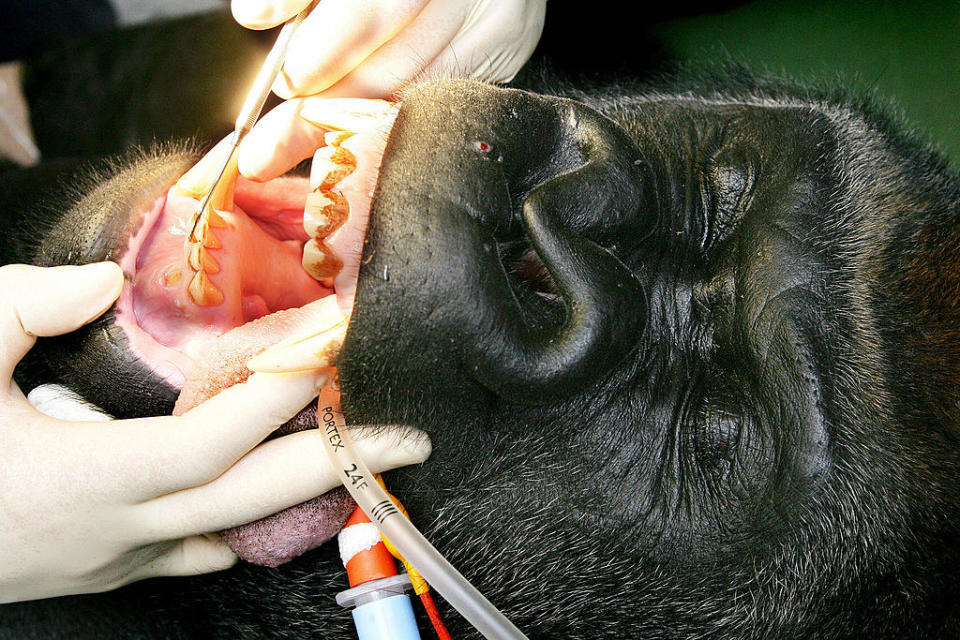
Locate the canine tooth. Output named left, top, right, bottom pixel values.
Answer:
left=187, top=243, right=220, bottom=275
left=303, top=190, right=349, bottom=238
left=300, top=98, right=395, bottom=133
left=176, top=138, right=230, bottom=197
left=302, top=237, right=343, bottom=281
left=187, top=271, right=224, bottom=306
left=176, top=136, right=239, bottom=203
left=246, top=316, right=348, bottom=373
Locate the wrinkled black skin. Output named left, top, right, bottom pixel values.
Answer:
left=5, top=65, right=960, bottom=639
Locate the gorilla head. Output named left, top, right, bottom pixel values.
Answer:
left=4, top=72, right=960, bottom=638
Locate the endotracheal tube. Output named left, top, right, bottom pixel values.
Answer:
left=318, top=385, right=528, bottom=640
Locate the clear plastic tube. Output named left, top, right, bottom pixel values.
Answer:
left=318, top=388, right=528, bottom=640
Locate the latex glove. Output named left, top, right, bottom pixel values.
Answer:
left=231, top=0, right=547, bottom=99
left=0, top=262, right=431, bottom=603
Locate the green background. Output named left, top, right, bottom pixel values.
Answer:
left=653, top=0, right=960, bottom=165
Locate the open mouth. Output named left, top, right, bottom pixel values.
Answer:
left=101, top=101, right=400, bottom=566
left=114, top=103, right=398, bottom=388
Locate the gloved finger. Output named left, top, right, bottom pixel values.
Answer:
left=421, top=0, right=546, bottom=85
left=239, top=97, right=395, bottom=181
left=272, top=0, right=433, bottom=99
left=0, top=263, right=124, bottom=387
left=231, top=0, right=310, bottom=30
left=237, top=99, right=327, bottom=181
left=129, top=535, right=237, bottom=582
left=27, top=384, right=112, bottom=421
left=309, top=0, right=472, bottom=99
left=116, top=369, right=328, bottom=500
left=139, top=425, right=431, bottom=541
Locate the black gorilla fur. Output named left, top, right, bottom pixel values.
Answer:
left=2, top=26, right=960, bottom=640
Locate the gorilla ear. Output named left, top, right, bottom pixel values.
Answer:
left=465, top=118, right=649, bottom=403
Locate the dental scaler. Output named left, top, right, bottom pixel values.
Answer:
left=336, top=506, right=422, bottom=640
left=188, top=0, right=318, bottom=243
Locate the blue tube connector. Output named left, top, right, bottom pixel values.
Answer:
left=337, top=573, right=421, bottom=640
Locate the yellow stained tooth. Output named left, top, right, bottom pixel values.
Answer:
left=311, top=146, right=356, bottom=191
left=187, top=271, right=224, bottom=306
left=176, top=136, right=235, bottom=197
left=302, top=237, right=343, bottom=281
left=189, top=216, right=223, bottom=249
left=207, top=152, right=239, bottom=214
left=246, top=316, right=348, bottom=373
left=188, top=242, right=220, bottom=274
left=206, top=209, right=228, bottom=229
left=303, top=190, right=349, bottom=238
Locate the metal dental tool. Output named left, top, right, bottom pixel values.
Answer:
left=188, top=0, right=318, bottom=240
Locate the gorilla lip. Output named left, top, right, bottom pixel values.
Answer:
left=113, top=108, right=397, bottom=388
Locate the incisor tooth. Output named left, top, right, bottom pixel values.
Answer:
left=302, top=237, right=343, bottom=281
left=303, top=190, right=349, bottom=238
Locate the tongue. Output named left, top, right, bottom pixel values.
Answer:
left=172, top=298, right=353, bottom=567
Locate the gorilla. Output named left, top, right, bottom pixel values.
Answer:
left=2, top=15, right=960, bottom=640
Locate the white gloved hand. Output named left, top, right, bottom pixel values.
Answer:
left=0, top=262, right=431, bottom=603
left=231, top=0, right=547, bottom=99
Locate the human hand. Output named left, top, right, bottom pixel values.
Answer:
left=0, top=262, right=430, bottom=603
left=231, top=0, right=547, bottom=99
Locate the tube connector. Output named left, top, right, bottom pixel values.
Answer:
left=337, top=575, right=421, bottom=640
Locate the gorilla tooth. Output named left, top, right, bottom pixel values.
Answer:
left=302, top=236, right=344, bottom=281
left=186, top=269, right=224, bottom=307
left=186, top=242, right=220, bottom=275
left=246, top=299, right=348, bottom=373
left=303, top=189, right=349, bottom=239
left=310, top=144, right=356, bottom=191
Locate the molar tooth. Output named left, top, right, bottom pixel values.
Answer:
left=303, top=189, right=349, bottom=238
left=310, top=146, right=356, bottom=190
left=300, top=98, right=395, bottom=134
left=187, top=271, right=224, bottom=306
left=302, top=237, right=343, bottom=281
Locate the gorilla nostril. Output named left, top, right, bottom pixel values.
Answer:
left=499, top=238, right=562, bottom=304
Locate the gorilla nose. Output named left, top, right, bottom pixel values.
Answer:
left=466, top=182, right=647, bottom=403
